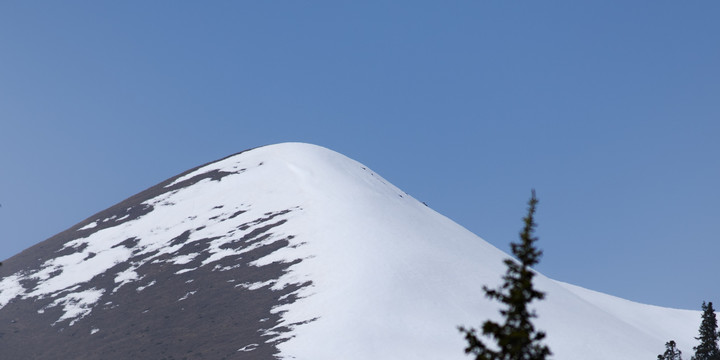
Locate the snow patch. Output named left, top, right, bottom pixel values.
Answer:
left=78, top=222, right=98, bottom=231
left=113, top=267, right=140, bottom=292
left=0, top=275, right=24, bottom=307
left=178, top=291, right=197, bottom=301
left=47, top=288, right=104, bottom=326
left=175, top=268, right=197, bottom=275
left=237, top=344, right=258, bottom=352
left=235, top=280, right=275, bottom=291
left=136, top=280, right=156, bottom=292
left=170, top=254, right=196, bottom=265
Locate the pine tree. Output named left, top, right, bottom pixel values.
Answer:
left=459, top=190, right=551, bottom=360
left=658, top=340, right=683, bottom=360
left=692, top=301, right=720, bottom=360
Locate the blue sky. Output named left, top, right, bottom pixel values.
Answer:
left=1, top=2, right=718, bottom=310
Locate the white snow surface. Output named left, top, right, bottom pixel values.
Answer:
left=0, top=142, right=702, bottom=359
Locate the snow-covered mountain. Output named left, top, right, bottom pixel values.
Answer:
left=0, top=143, right=700, bottom=359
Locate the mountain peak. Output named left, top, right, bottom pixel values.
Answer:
left=0, top=143, right=701, bottom=359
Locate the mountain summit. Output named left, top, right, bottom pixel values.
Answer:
left=0, top=143, right=700, bottom=359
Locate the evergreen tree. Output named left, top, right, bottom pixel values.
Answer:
left=692, top=301, right=720, bottom=360
left=658, top=340, right=683, bottom=360
left=459, top=190, right=551, bottom=360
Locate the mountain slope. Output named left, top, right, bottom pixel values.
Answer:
left=0, top=143, right=700, bottom=359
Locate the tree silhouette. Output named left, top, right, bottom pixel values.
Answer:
left=459, top=190, right=551, bottom=360
left=692, top=301, right=720, bottom=360
left=658, top=340, right=683, bottom=360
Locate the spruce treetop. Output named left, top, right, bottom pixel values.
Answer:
left=658, top=340, right=683, bottom=360
left=459, top=190, right=551, bottom=360
left=692, top=301, right=720, bottom=360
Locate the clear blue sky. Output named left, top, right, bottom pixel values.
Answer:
left=1, top=2, right=718, bottom=310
